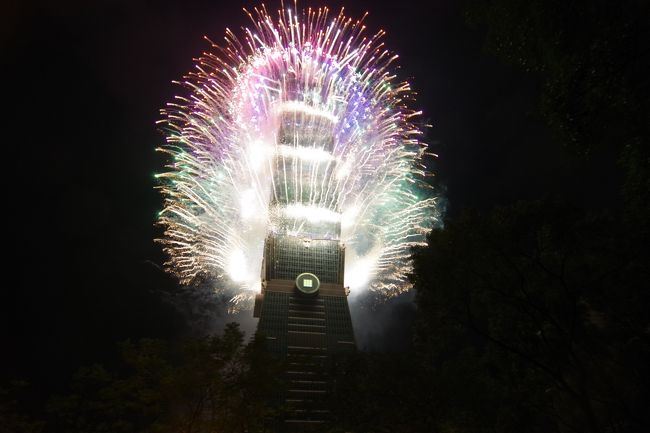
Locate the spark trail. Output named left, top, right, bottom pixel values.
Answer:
left=157, top=4, right=440, bottom=309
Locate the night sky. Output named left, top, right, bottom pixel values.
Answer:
left=3, top=0, right=614, bottom=394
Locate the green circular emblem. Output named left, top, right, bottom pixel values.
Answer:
left=296, top=272, right=320, bottom=294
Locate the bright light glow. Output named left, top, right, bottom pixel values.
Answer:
left=228, top=249, right=247, bottom=282
left=345, top=245, right=382, bottom=295
left=248, top=139, right=273, bottom=170
left=336, top=157, right=353, bottom=181
left=239, top=188, right=257, bottom=220
left=276, top=144, right=334, bottom=162
left=157, top=5, right=441, bottom=310
left=284, top=204, right=341, bottom=223
left=341, top=206, right=360, bottom=229
left=275, top=101, right=338, bottom=123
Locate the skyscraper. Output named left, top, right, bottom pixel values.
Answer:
left=158, top=7, right=438, bottom=427
left=254, top=103, right=356, bottom=428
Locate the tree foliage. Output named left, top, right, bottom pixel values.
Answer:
left=327, top=352, right=434, bottom=433
left=466, top=0, right=649, bottom=157
left=468, top=0, right=650, bottom=228
left=46, top=323, right=281, bottom=433
left=0, top=381, right=44, bottom=433
left=331, top=201, right=648, bottom=433
left=413, top=201, right=649, bottom=433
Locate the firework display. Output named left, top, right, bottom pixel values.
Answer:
left=157, top=5, right=440, bottom=308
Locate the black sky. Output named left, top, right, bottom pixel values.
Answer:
left=2, top=0, right=606, bottom=393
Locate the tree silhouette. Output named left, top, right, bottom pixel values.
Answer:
left=47, top=324, right=282, bottom=433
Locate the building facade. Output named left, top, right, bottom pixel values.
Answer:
left=253, top=103, right=356, bottom=429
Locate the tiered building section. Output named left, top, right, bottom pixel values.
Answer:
left=254, top=103, right=356, bottom=429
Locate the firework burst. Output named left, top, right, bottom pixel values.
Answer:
left=157, top=4, right=440, bottom=309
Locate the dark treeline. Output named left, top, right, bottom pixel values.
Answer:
left=3, top=0, right=649, bottom=432
left=328, top=1, right=650, bottom=432
left=1, top=324, right=282, bottom=433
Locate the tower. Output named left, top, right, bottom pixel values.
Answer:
left=253, top=102, right=356, bottom=428
left=158, top=8, right=439, bottom=428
